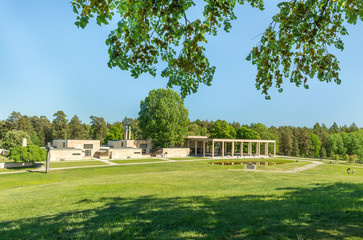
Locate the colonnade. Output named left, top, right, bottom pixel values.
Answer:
left=186, top=138, right=276, bottom=158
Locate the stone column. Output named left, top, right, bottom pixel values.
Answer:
left=240, top=142, right=243, bottom=156
left=256, top=142, right=260, bottom=156
left=265, top=142, right=268, bottom=156
left=203, top=141, right=206, bottom=157
left=212, top=141, right=215, bottom=158
left=221, top=141, right=224, bottom=158
left=194, top=141, right=198, bottom=156
left=231, top=142, right=234, bottom=157
left=274, top=142, right=276, bottom=156
left=248, top=142, right=252, bottom=156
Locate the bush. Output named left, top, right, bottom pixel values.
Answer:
left=350, top=154, right=358, bottom=163
left=8, top=145, right=46, bottom=162
left=344, top=154, right=350, bottom=162
left=333, top=154, right=340, bottom=161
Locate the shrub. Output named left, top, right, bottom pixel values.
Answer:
left=333, top=154, right=340, bottom=161
left=8, top=145, right=46, bottom=162
left=344, top=154, right=350, bottom=162
left=350, top=154, right=358, bottom=163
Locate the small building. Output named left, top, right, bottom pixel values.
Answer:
left=50, top=140, right=100, bottom=161
left=0, top=149, right=10, bottom=156
left=49, top=139, right=153, bottom=161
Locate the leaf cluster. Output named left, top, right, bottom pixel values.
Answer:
left=72, top=0, right=264, bottom=97
left=247, top=0, right=363, bottom=99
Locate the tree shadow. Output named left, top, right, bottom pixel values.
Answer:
left=1, top=182, right=363, bottom=239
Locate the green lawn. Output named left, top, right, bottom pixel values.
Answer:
left=110, top=158, right=167, bottom=164
left=168, top=157, right=209, bottom=160
left=50, top=160, right=106, bottom=168
left=0, top=156, right=12, bottom=163
left=1, top=158, right=363, bottom=239
left=0, top=166, right=41, bottom=173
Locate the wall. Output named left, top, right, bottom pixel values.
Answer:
left=0, top=161, right=36, bottom=169
left=162, top=148, right=191, bottom=158
left=110, top=148, right=143, bottom=159
left=49, top=149, right=83, bottom=161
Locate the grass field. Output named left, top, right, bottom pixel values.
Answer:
left=110, top=158, right=167, bottom=164
left=168, top=157, right=209, bottom=160
left=1, top=158, right=363, bottom=239
left=50, top=160, right=106, bottom=168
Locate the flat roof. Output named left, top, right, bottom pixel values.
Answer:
left=186, top=137, right=276, bottom=143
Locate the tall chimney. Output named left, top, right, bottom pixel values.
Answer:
left=22, top=138, right=27, bottom=147
left=128, top=126, right=132, bottom=140
left=124, top=126, right=128, bottom=140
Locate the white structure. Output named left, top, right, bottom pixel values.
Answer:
left=184, top=136, right=276, bottom=158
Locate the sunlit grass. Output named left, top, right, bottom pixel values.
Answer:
left=1, top=158, right=363, bottom=239
left=110, top=158, right=167, bottom=164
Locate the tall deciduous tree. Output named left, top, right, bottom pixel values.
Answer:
left=236, top=127, right=260, bottom=140
left=105, top=122, right=124, bottom=142
left=72, top=0, right=362, bottom=98
left=210, top=120, right=236, bottom=139
left=310, top=133, right=321, bottom=158
left=139, top=89, right=189, bottom=147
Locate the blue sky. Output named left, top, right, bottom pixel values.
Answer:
left=0, top=1, right=362, bottom=127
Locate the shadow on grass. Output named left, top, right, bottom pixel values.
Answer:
left=1, top=183, right=363, bottom=239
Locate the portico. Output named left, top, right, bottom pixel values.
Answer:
left=185, top=136, right=276, bottom=158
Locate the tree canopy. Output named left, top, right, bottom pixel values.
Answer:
left=72, top=0, right=362, bottom=99
left=139, top=88, right=189, bottom=147
left=8, top=145, right=46, bottom=162
left=1, top=130, right=32, bottom=150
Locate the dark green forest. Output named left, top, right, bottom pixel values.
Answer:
left=0, top=111, right=362, bottom=160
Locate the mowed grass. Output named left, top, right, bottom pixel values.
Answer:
left=1, top=159, right=363, bottom=239
left=110, top=158, right=167, bottom=164
left=50, top=160, right=106, bottom=168
left=168, top=157, right=209, bottom=160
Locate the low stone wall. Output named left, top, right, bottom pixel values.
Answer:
left=162, top=148, right=191, bottom=158
left=0, top=161, right=36, bottom=169
left=110, top=148, right=143, bottom=159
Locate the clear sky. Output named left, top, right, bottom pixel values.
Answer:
left=0, top=1, right=362, bottom=127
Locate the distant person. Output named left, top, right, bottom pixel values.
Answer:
left=353, top=170, right=356, bottom=174
left=347, top=168, right=351, bottom=174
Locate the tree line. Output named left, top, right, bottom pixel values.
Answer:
left=1, top=89, right=362, bottom=160
left=1, top=111, right=361, bottom=159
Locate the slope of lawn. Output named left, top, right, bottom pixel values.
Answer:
left=1, top=159, right=363, bottom=239
left=110, top=158, right=167, bottom=164
left=50, top=160, right=106, bottom=168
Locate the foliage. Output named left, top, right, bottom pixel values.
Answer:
left=8, top=145, right=46, bottom=162
left=236, top=127, right=260, bottom=140
left=52, top=111, right=69, bottom=139
left=90, top=116, right=108, bottom=144
left=139, top=88, right=189, bottom=147
left=333, top=154, right=340, bottom=161
left=320, top=146, right=327, bottom=158
left=310, top=133, right=321, bottom=158
left=72, top=0, right=362, bottom=98
left=69, top=115, right=89, bottom=139
left=30, top=132, right=40, bottom=146
left=1, top=130, right=32, bottom=150
left=210, top=120, right=236, bottom=139
left=105, top=122, right=124, bottom=142
left=349, top=154, right=358, bottom=163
